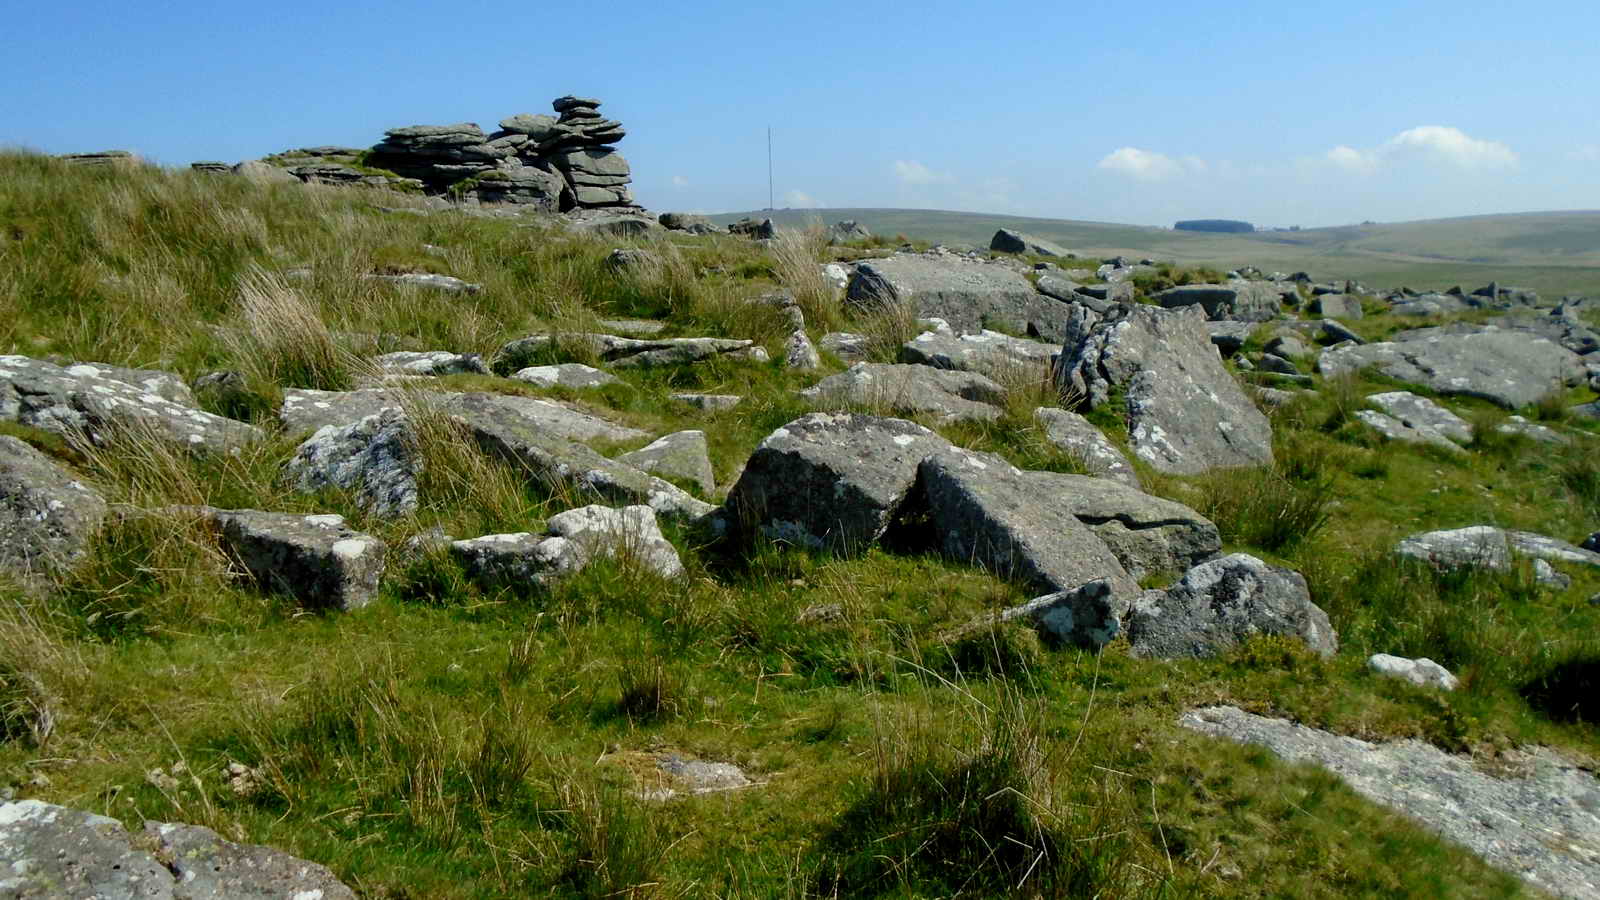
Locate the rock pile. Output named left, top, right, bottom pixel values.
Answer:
left=362, top=95, right=635, bottom=210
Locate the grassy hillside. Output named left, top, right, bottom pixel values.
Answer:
left=714, top=208, right=1600, bottom=297
left=1, top=154, right=1596, bottom=898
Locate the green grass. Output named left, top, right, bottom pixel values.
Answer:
left=0, top=151, right=1594, bottom=898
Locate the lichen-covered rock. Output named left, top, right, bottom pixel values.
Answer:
left=915, top=446, right=1138, bottom=599
left=800, top=362, right=1006, bottom=424
left=1397, top=525, right=1600, bottom=572
left=616, top=430, right=715, bottom=495
left=1178, top=707, right=1600, bottom=900
left=279, top=388, right=645, bottom=443
left=284, top=407, right=421, bottom=519
left=1056, top=304, right=1274, bottom=474
left=1367, top=654, right=1459, bottom=690
left=491, top=333, right=757, bottom=373
left=1366, top=391, right=1473, bottom=443
left=206, top=508, right=387, bottom=611
left=144, top=819, right=357, bottom=899
left=846, top=253, right=1078, bottom=341
left=456, top=393, right=712, bottom=522
left=0, top=355, right=261, bottom=452
left=1318, top=328, right=1587, bottom=409
left=1354, top=410, right=1466, bottom=453
left=999, top=580, right=1123, bottom=649
left=0, top=800, right=355, bottom=900
left=1022, top=469, right=1220, bottom=580
left=724, top=413, right=947, bottom=554
left=1153, top=282, right=1282, bottom=322
left=785, top=329, right=822, bottom=370
left=898, top=329, right=1057, bottom=378
left=373, top=350, right=488, bottom=377
left=1126, top=553, right=1337, bottom=658
left=1032, top=407, right=1140, bottom=488
left=451, top=504, right=682, bottom=588
left=0, top=436, right=107, bottom=574
left=510, top=363, right=619, bottom=389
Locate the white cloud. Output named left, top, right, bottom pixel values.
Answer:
left=1385, top=126, right=1517, bottom=168
left=1096, top=148, right=1202, bottom=181
left=1571, top=145, right=1600, bottom=162
left=784, top=189, right=822, bottom=208
left=670, top=175, right=688, bottom=188
left=1326, top=145, right=1379, bottom=174
left=892, top=160, right=947, bottom=185
left=1323, top=126, right=1517, bottom=174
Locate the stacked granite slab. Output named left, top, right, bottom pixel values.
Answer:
left=359, top=95, right=635, bottom=211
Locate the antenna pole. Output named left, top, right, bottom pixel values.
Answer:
left=767, top=127, right=773, bottom=211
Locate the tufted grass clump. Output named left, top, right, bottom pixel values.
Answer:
left=770, top=223, right=841, bottom=332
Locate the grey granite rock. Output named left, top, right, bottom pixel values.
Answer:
left=0, top=800, right=357, bottom=900
left=723, top=413, right=947, bottom=554
left=1126, top=554, right=1337, bottom=658
left=998, top=580, right=1124, bottom=649
left=616, top=430, right=715, bottom=495
left=1153, top=282, right=1282, bottom=322
left=916, top=446, right=1138, bottom=599
left=1366, top=391, right=1473, bottom=443
left=1057, top=304, right=1275, bottom=474
left=898, top=329, right=1057, bottom=378
left=1318, top=328, right=1587, bottom=409
left=373, top=350, right=488, bottom=377
left=1032, top=407, right=1140, bottom=488
left=510, top=364, right=619, bottom=389
left=846, top=253, right=1078, bottom=342
left=0, top=355, right=262, bottom=452
left=801, top=362, right=1006, bottom=424
left=1367, top=654, right=1460, bottom=690
left=0, top=436, right=107, bottom=574
left=279, top=388, right=646, bottom=444
left=284, top=407, right=421, bottom=519
left=205, top=508, right=387, bottom=611
left=1179, top=706, right=1600, bottom=900
left=1022, top=470, right=1220, bottom=580
left=990, top=228, right=1071, bottom=257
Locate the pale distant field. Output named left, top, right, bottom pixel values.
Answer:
left=712, top=208, right=1600, bottom=298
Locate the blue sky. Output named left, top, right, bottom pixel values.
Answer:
left=6, top=0, right=1598, bottom=227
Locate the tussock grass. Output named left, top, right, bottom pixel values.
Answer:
left=770, top=224, right=841, bottom=331
left=225, top=267, right=365, bottom=391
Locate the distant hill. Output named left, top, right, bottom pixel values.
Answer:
left=708, top=208, right=1600, bottom=297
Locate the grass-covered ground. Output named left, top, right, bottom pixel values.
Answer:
left=2, top=153, right=1597, bottom=898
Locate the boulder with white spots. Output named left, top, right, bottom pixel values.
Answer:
left=615, top=430, right=716, bottom=495
left=284, top=407, right=422, bottom=519
left=723, top=413, right=949, bottom=553
left=1368, top=654, right=1459, bottom=690
left=1396, top=525, right=1600, bottom=574
left=373, top=350, right=489, bottom=377
left=511, top=363, right=619, bottom=389
left=914, top=445, right=1139, bottom=600
left=1056, top=304, right=1274, bottom=474
left=0, top=436, right=107, bottom=574
left=800, top=362, right=1006, bottom=424
left=1126, top=553, right=1337, bottom=659
left=0, top=355, right=261, bottom=452
left=1032, top=407, right=1140, bottom=487
left=203, top=508, right=387, bottom=610
left=451, top=504, right=682, bottom=589
left=0, top=799, right=355, bottom=900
